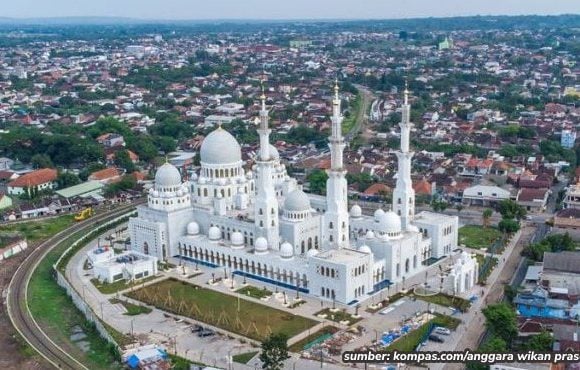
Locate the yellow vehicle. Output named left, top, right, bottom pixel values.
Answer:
left=74, top=207, right=94, bottom=221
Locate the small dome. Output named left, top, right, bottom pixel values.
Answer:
left=246, top=170, right=253, bottom=179
left=200, top=128, right=242, bottom=165
left=284, top=189, right=311, bottom=212
left=306, top=249, right=319, bottom=257
left=359, top=244, right=372, bottom=254
left=155, top=162, right=182, bottom=188
left=365, top=230, right=375, bottom=239
left=176, top=189, right=183, bottom=197
left=350, top=205, right=362, bottom=218
left=208, top=226, right=221, bottom=241
left=374, top=209, right=385, bottom=222
left=379, top=211, right=402, bottom=234
left=231, top=231, right=244, bottom=246
left=187, top=222, right=200, bottom=235
left=280, top=242, right=294, bottom=259
left=255, top=237, right=268, bottom=254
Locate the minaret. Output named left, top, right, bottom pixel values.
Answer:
left=323, top=81, right=349, bottom=249
left=254, top=85, right=280, bottom=249
left=392, top=82, right=415, bottom=230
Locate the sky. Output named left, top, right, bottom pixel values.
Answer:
left=3, top=0, right=580, bottom=20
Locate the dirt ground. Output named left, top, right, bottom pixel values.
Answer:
left=0, top=248, right=50, bottom=370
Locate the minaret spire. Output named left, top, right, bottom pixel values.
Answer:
left=323, top=80, right=349, bottom=249
left=393, top=80, right=415, bottom=230
left=254, top=79, right=279, bottom=249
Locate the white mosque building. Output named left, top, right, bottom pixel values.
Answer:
left=128, top=84, right=459, bottom=304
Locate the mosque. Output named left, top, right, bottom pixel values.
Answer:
left=128, top=84, right=459, bottom=304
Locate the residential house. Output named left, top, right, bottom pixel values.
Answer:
left=7, top=168, right=58, bottom=196
left=553, top=208, right=580, bottom=240
left=96, top=133, right=126, bottom=148
left=542, top=251, right=580, bottom=291
left=0, top=157, right=14, bottom=171
left=514, top=286, right=569, bottom=319
left=88, top=168, right=122, bottom=184
left=0, top=193, right=12, bottom=210
left=462, top=185, right=511, bottom=206
left=516, top=188, right=550, bottom=213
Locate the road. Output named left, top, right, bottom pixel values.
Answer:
left=6, top=201, right=142, bottom=370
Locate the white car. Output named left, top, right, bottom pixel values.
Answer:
left=434, top=326, right=451, bottom=335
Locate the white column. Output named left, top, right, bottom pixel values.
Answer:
left=323, top=82, right=349, bottom=249
left=392, top=84, right=415, bottom=230
left=254, top=89, right=279, bottom=249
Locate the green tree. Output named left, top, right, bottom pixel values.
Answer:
left=104, top=175, right=137, bottom=197
left=482, top=209, right=493, bottom=228
left=525, top=331, right=553, bottom=351
left=482, top=303, right=518, bottom=345
left=57, top=171, right=81, bottom=189
left=307, top=169, right=328, bottom=195
left=498, top=200, right=527, bottom=220
left=431, top=200, right=448, bottom=212
left=498, top=218, right=520, bottom=234
left=259, top=333, right=290, bottom=370
left=31, top=153, right=54, bottom=169
left=114, top=149, right=136, bottom=173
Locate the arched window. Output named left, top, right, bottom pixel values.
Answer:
left=413, top=255, right=417, bottom=269
left=398, top=198, right=402, bottom=204
left=143, top=242, right=149, bottom=255
left=405, top=258, right=410, bottom=273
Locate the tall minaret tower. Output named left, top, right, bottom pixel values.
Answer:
left=254, top=85, right=280, bottom=249
left=392, top=82, right=415, bottom=230
left=323, top=81, right=349, bottom=249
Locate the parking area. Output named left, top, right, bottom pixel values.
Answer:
left=342, top=297, right=459, bottom=352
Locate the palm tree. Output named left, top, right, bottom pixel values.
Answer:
left=482, top=209, right=493, bottom=228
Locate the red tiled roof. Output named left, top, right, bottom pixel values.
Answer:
left=8, top=168, right=57, bottom=188
left=89, top=167, right=120, bottom=181
left=363, top=183, right=392, bottom=196
left=517, top=187, right=549, bottom=202
left=413, top=180, right=432, bottom=195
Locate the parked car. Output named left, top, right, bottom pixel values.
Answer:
left=198, top=329, right=215, bottom=337
left=428, top=334, right=444, bottom=343
left=434, top=327, right=451, bottom=335
left=191, top=324, right=204, bottom=333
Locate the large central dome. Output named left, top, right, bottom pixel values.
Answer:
left=200, top=128, right=242, bottom=165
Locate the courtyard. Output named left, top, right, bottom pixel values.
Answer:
left=126, top=277, right=318, bottom=341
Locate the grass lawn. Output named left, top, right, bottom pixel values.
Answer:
left=475, top=254, right=498, bottom=285
left=236, top=285, right=272, bottom=299
left=386, top=314, right=460, bottom=352
left=167, top=354, right=207, bottom=370
left=28, top=229, right=124, bottom=369
left=410, top=292, right=471, bottom=312
left=232, top=351, right=259, bottom=364
left=288, top=326, right=339, bottom=352
left=315, top=308, right=362, bottom=325
left=91, top=275, right=159, bottom=295
left=341, top=93, right=361, bottom=133
left=126, top=278, right=317, bottom=341
left=459, top=225, right=502, bottom=249
left=109, top=298, right=152, bottom=316
left=0, top=214, right=74, bottom=246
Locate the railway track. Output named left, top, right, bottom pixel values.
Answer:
left=6, top=201, right=143, bottom=369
